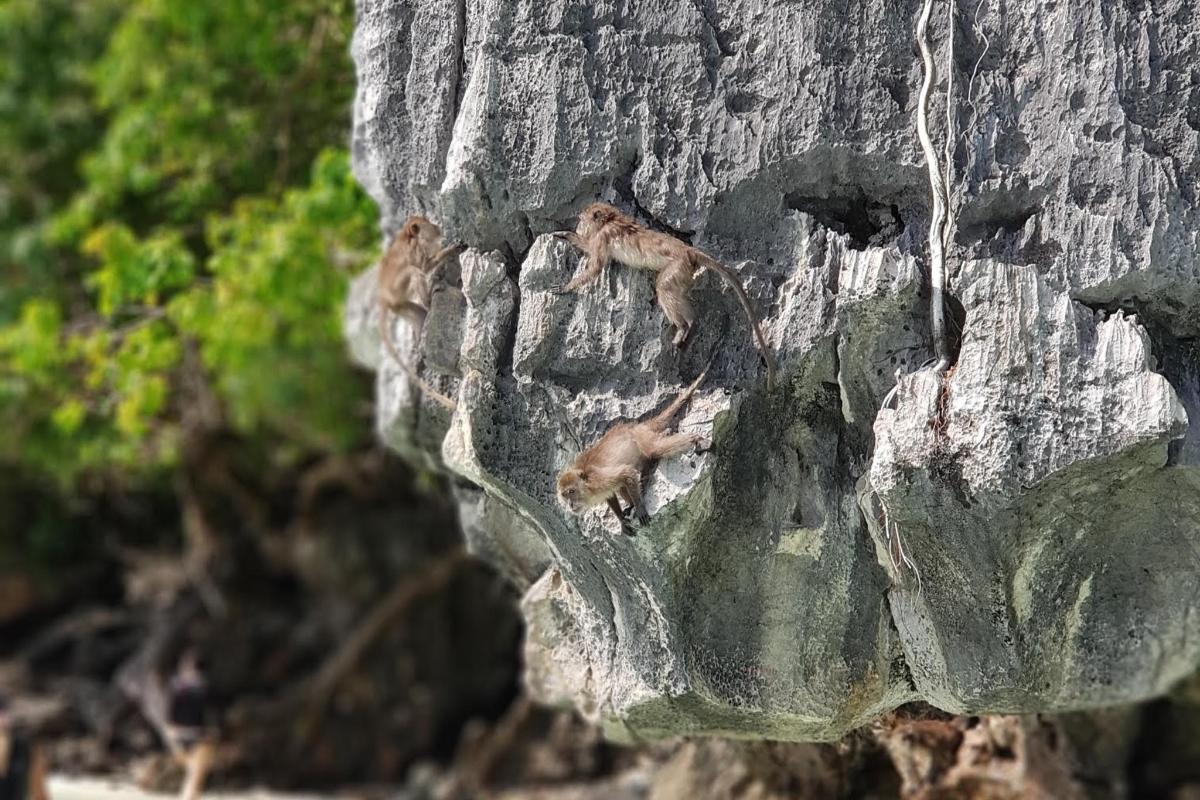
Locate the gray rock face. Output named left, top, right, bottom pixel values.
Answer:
left=347, top=0, right=1200, bottom=739
left=868, top=266, right=1196, bottom=713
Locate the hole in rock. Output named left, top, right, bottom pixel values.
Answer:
left=945, top=291, right=967, bottom=367
left=955, top=189, right=1041, bottom=246
left=785, top=189, right=906, bottom=250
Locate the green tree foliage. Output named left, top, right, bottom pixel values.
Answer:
left=0, top=0, right=123, bottom=318
left=176, top=150, right=377, bottom=456
left=0, top=0, right=380, bottom=491
left=54, top=0, right=357, bottom=239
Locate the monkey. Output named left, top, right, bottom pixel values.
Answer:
left=557, top=365, right=711, bottom=534
left=376, top=215, right=466, bottom=411
left=553, top=202, right=777, bottom=388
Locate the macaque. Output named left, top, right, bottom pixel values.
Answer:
left=165, top=652, right=215, bottom=800
left=554, top=202, right=777, bottom=387
left=557, top=366, right=711, bottom=533
left=377, top=215, right=466, bottom=410
left=0, top=698, right=50, bottom=800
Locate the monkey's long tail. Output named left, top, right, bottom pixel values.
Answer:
left=649, top=360, right=711, bottom=432
left=696, top=254, right=778, bottom=389
left=378, top=312, right=458, bottom=411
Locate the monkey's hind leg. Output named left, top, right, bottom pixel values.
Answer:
left=645, top=431, right=709, bottom=460
left=656, top=263, right=696, bottom=348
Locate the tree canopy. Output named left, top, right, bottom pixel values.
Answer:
left=0, top=0, right=378, bottom=494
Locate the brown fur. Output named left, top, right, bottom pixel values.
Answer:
left=377, top=215, right=465, bottom=410
left=555, top=202, right=777, bottom=387
left=557, top=367, right=711, bottom=533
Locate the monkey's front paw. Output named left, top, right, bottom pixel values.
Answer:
left=694, top=436, right=713, bottom=453
left=620, top=519, right=638, bottom=536
left=550, top=284, right=573, bottom=296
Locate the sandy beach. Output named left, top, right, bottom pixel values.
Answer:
left=48, top=777, right=336, bottom=800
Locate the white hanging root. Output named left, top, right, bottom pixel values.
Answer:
left=874, top=3, right=978, bottom=582
left=962, top=0, right=992, bottom=178
left=942, top=0, right=958, bottom=253
left=915, top=0, right=952, bottom=371
left=882, top=0, right=958, bottom=409
left=873, top=0, right=962, bottom=585
left=878, top=495, right=923, bottom=594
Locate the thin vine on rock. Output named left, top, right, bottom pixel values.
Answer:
left=874, top=0, right=969, bottom=589
left=916, top=0, right=954, bottom=372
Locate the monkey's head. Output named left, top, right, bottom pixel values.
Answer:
left=577, top=202, right=621, bottom=237
left=556, top=467, right=591, bottom=514
left=399, top=214, right=444, bottom=252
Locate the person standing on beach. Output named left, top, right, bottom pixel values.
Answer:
left=0, top=697, right=50, bottom=800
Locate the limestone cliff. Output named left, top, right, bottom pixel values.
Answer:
left=345, top=0, right=1200, bottom=741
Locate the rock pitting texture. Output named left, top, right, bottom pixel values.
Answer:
left=347, top=0, right=1200, bottom=740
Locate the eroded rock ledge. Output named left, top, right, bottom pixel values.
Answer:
left=345, top=0, right=1200, bottom=741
